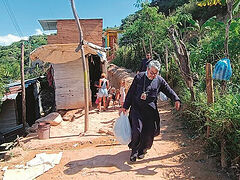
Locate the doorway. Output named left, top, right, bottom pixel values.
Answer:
left=88, top=55, right=102, bottom=104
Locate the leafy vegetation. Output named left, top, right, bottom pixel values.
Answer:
left=113, top=0, right=240, bottom=175
left=0, top=34, right=48, bottom=98
left=0, top=0, right=239, bottom=176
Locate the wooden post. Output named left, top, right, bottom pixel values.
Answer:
left=149, top=38, right=153, bottom=57
left=165, top=45, right=169, bottom=81
left=206, top=63, right=214, bottom=138
left=221, top=138, right=227, bottom=168
left=21, top=42, right=27, bottom=130
left=141, top=39, right=147, bottom=56
left=70, top=0, right=89, bottom=132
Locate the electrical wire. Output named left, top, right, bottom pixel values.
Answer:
left=1, top=0, right=24, bottom=38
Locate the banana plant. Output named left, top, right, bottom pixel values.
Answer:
left=197, top=0, right=240, bottom=168
left=197, top=0, right=240, bottom=58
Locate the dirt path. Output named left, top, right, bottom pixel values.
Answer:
left=0, top=102, right=230, bottom=180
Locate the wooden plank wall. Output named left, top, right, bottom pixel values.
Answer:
left=53, top=59, right=91, bottom=110
left=0, top=100, right=18, bottom=134
left=48, top=19, right=103, bottom=46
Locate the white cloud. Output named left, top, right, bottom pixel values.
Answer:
left=0, top=29, right=56, bottom=46
left=0, top=34, right=28, bottom=46
left=35, top=28, right=56, bottom=35
left=35, top=29, right=43, bottom=35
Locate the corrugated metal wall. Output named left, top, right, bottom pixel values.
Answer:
left=0, top=100, right=18, bottom=134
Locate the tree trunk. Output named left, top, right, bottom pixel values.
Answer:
left=165, top=45, right=169, bottom=81
left=141, top=39, right=147, bottom=56
left=21, top=42, right=27, bottom=131
left=70, top=0, right=89, bottom=132
left=168, top=26, right=195, bottom=101
left=221, top=0, right=233, bottom=95
left=149, top=38, right=153, bottom=57
left=224, top=0, right=233, bottom=58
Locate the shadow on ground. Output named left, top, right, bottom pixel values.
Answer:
left=63, top=101, right=229, bottom=179
left=64, top=150, right=185, bottom=176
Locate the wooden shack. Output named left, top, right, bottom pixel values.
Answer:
left=0, top=95, right=18, bottom=134
left=0, top=79, right=40, bottom=142
left=30, top=19, right=107, bottom=110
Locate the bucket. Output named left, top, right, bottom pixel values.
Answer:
left=37, top=122, right=50, bottom=140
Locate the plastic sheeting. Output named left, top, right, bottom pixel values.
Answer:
left=3, top=152, right=62, bottom=180
left=213, top=58, right=232, bottom=80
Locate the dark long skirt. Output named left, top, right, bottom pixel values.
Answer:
left=128, top=105, right=160, bottom=151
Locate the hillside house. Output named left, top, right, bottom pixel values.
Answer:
left=103, top=28, right=123, bottom=61
left=30, top=19, right=107, bottom=110
left=0, top=79, right=41, bottom=143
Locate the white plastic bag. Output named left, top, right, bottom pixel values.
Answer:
left=113, top=112, right=131, bottom=145
left=159, top=92, right=168, bottom=101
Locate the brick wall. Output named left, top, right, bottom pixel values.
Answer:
left=48, top=19, right=103, bottom=46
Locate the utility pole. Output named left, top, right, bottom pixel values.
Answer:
left=21, top=42, right=27, bottom=131
left=70, top=0, right=89, bottom=132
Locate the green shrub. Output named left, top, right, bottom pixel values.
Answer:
left=206, top=90, right=240, bottom=161
left=181, top=86, right=240, bottom=164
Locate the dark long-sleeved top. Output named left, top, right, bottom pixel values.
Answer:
left=139, top=58, right=152, bottom=72
left=123, top=72, right=180, bottom=110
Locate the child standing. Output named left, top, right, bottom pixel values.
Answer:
left=119, top=80, right=126, bottom=107
left=97, top=73, right=109, bottom=111
left=107, top=87, right=120, bottom=109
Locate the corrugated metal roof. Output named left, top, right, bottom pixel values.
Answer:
left=6, top=78, right=38, bottom=88
left=39, top=20, right=57, bottom=31
left=1, top=78, right=39, bottom=102
left=1, top=93, right=18, bottom=101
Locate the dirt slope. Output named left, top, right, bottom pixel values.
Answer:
left=0, top=102, right=230, bottom=180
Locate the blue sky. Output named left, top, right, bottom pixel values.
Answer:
left=0, top=0, right=139, bottom=46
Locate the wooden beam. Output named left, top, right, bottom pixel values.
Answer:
left=165, top=45, right=169, bottom=81
left=20, top=42, right=27, bottom=130
left=141, top=39, right=147, bottom=56
left=206, top=63, right=214, bottom=105
left=205, top=63, right=214, bottom=138
left=70, top=0, right=89, bottom=132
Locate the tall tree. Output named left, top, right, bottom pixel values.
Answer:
left=151, top=0, right=190, bottom=15
left=168, top=26, right=196, bottom=101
